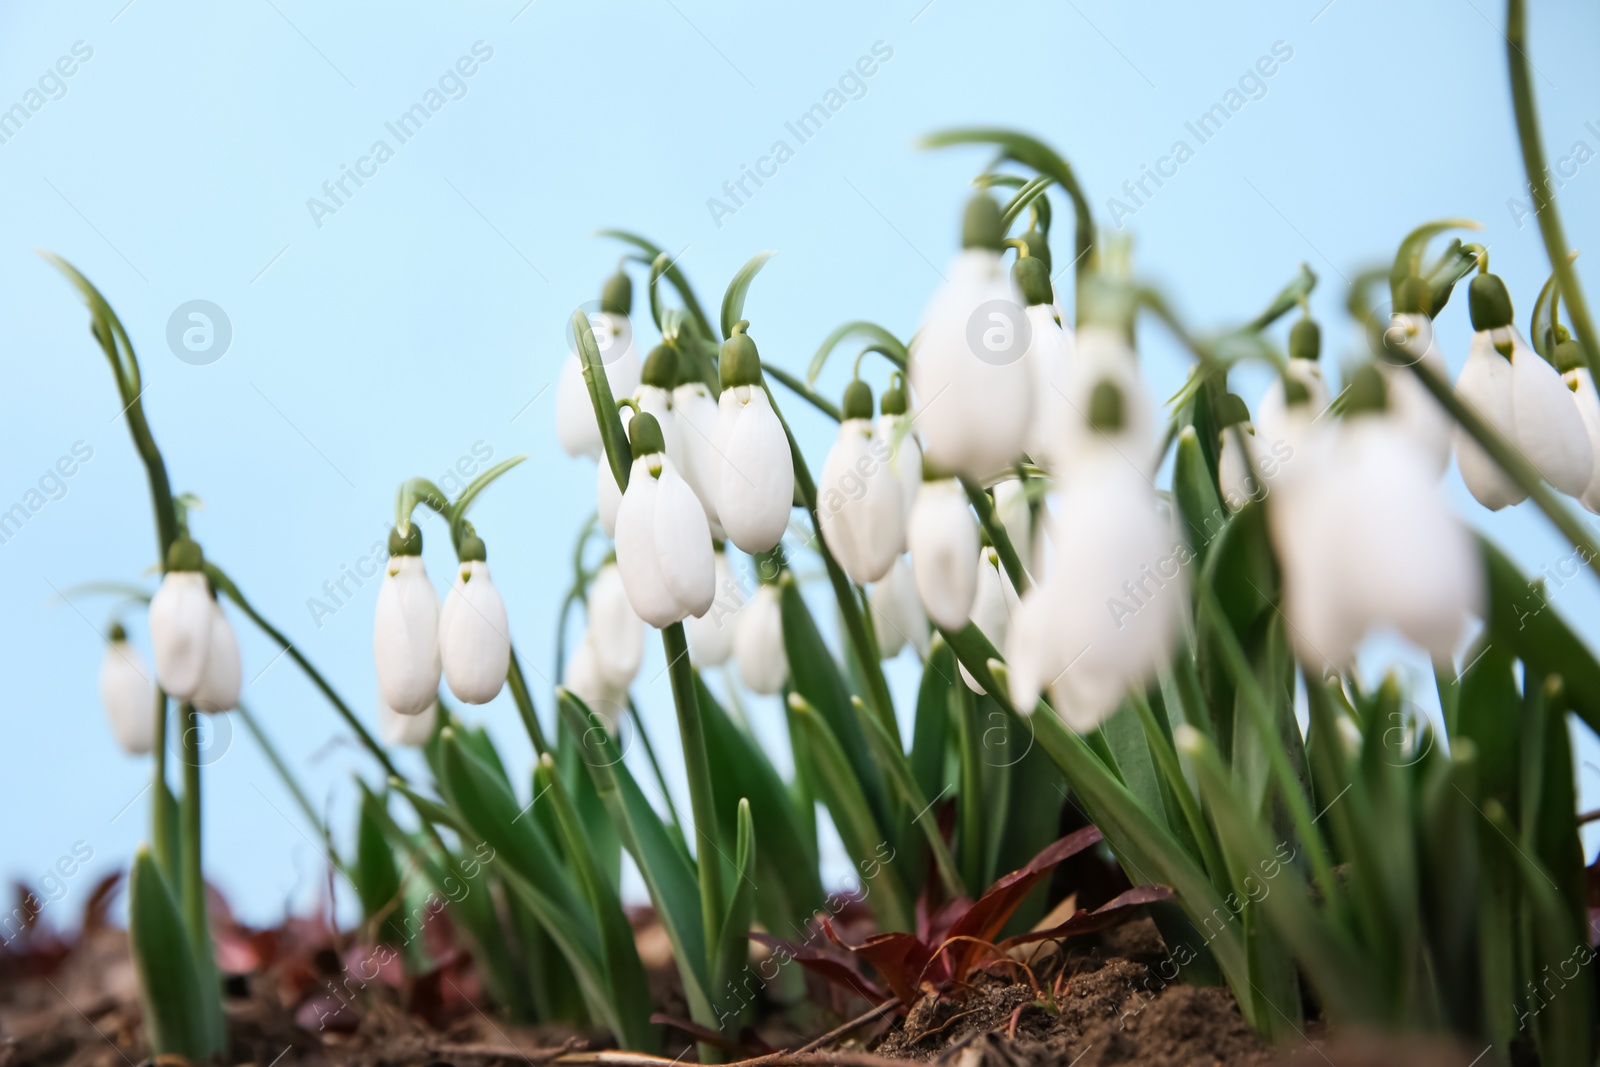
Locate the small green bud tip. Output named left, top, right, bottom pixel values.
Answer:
left=1289, top=317, right=1321, bottom=362
left=1087, top=379, right=1126, bottom=433
left=1344, top=364, right=1389, bottom=415
left=166, top=537, right=204, bottom=573
left=458, top=534, right=487, bottom=563
left=628, top=412, right=666, bottom=456
left=961, top=194, right=1005, bottom=252
left=108, top=622, right=128, bottom=643
left=842, top=380, right=874, bottom=420
left=389, top=524, right=423, bottom=557
left=1020, top=229, right=1052, bottom=274
left=1217, top=393, right=1251, bottom=428
left=719, top=331, right=763, bottom=389
left=641, top=344, right=678, bottom=389
left=1469, top=273, right=1514, bottom=331
left=1393, top=275, right=1432, bottom=316
left=1555, top=338, right=1585, bottom=375
left=1283, top=375, right=1312, bottom=408
left=600, top=269, right=633, bottom=316
left=880, top=384, right=907, bottom=416
left=1012, top=255, right=1053, bottom=307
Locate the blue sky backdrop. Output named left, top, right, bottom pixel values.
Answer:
left=3, top=0, right=1599, bottom=927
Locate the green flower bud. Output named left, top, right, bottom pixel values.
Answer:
left=720, top=324, right=763, bottom=389
left=629, top=411, right=666, bottom=457
left=389, top=524, right=423, bottom=557
left=1344, top=363, right=1389, bottom=415
left=1468, top=273, right=1514, bottom=331
left=600, top=269, right=633, bottom=316
left=1012, top=255, right=1053, bottom=308
left=961, top=194, right=1005, bottom=252
left=1555, top=337, right=1585, bottom=375
left=1087, top=379, right=1125, bottom=433
left=458, top=533, right=487, bottom=563
left=842, top=380, right=874, bottom=420
left=1393, top=275, right=1432, bottom=315
left=1289, top=317, right=1321, bottom=362
left=1216, top=393, right=1251, bottom=428
left=166, top=536, right=205, bottom=573
left=108, top=621, right=128, bottom=643
left=1019, top=228, right=1051, bottom=274
left=880, top=378, right=908, bottom=416
left=640, top=344, right=678, bottom=389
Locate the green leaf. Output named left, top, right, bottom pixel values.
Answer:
left=448, top=454, right=528, bottom=541
left=805, top=321, right=908, bottom=385
left=1389, top=217, right=1482, bottom=291
left=1415, top=741, right=1483, bottom=1035
left=574, top=308, right=633, bottom=491
left=354, top=789, right=403, bottom=937
left=1242, top=263, right=1316, bottom=333
left=999, top=175, right=1053, bottom=230
left=597, top=230, right=717, bottom=341
left=128, top=847, right=220, bottom=1059
left=536, top=754, right=659, bottom=1052
left=710, top=799, right=758, bottom=1024
left=721, top=251, right=776, bottom=340
left=789, top=695, right=913, bottom=932
left=852, top=694, right=966, bottom=899
left=909, top=638, right=956, bottom=803
left=556, top=690, right=714, bottom=1027
left=1173, top=426, right=1226, bottom=566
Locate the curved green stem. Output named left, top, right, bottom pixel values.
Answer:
left=766, top=364, right=843, bottom=421
left=1506, top=0, right=1600, bottom=383
left=960, top=477, right=1030, bottom=594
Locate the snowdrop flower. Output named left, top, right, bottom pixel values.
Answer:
left=1270, top=365, right=1481, bottom=667
left=959, top=549, right=1017, bottom=693
left=588, top=561, right=645, bottom=688
left=819, top=381, right=906, bottom=585
left=1014, top=255, right=1075, bottom=467
left=1382, top=282, right=1453, bottom=476
left=734, top=582, right=788, bottom=694
left=1554, top=333, right=1600, bottom=513
left=557, top=271, right=643, bottom=459
left=100, top=623, right=154, bottom=755
left=685, top=545, right=744, bottom=667
left=438, top=533, right=511, bottom=705
left=1216, top=394, right=1270, bottom=513
left=635, top=344, right=684, bottom=468
left=562, top=639, right=628, bottom=728
left=869, top=556, right=928, bottom=660
left=1256, top=317, right=1330, bottom=451
left=1454, top=272, right=1593, bottom=510
left=191, top=600, right=241, bottom=714
left=1008, top=384, right=1186, bottom=732
left=614, top=412, right=716, bottom=628
left=875, top=376, right=922, bottom=531
left=674, top=372, right=725, bottom=536
left=1051, top=324, right=1157, bottom=480
left=373, top=525, right=442, bottom=717
left=713, top=326, right=795, bottom=553
left=379, top=696, right=437, bottom=747
left=910, top=195, right=1034, bottom=482
left=907, top=477, right=980, bottom=631
left=148, top=537, right=215, bottom=702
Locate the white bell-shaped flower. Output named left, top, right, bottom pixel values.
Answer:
left=685, top=546, right=744, bottom=667
left=148, top=538, right=215, bottom=702
left=379, top=696, right=437, bottom=747
left=563, top=637, right=629, bottom=726
left=373, top=528, right=442, bottom=717
left=875, top=376, right=922, bottom=535
left=818, top=382, right=906, bottom=586
left=588, top=561, right=644, bottom=688
left=614, top=413, right=716, bottom=628
left=674, top=378, right=725, bottom=535
left=191, top=600, right=241, bottom=714
left=869, top=556, right=928, bottom=660
left=959, top=549, right=1017, bottom=693
left=907, top=477, right=980, bottom=631
left=1007, top=387, right=1186, bottom=733
left=713, top=329, right=794, bottom=553
left=1270, top=366, right=1482, bottom=667
left=557, top=297, right=643, bottom=459
left=1014, top=255, right=1074, bottom=467
left=1382, top=310, right=1453, bottom=476
left=598, top=454, right=624, bottom=539
left=734, top=583, right=788, bottom=695
left=100, top=624, right=154, bottom=755
left=1051, top=324, right=1157, bottom=480
left=910, top=196, right=1034, bottom=483
left=1557, top=335, right=1600, bottom=513
left=1256, top=319, right=1330, bottom=459
left=438, top=536, right=511, bottom=705
left=1215, top=395, right=1274, bottom=514
left=1454, top=275, right=1592, bottom=509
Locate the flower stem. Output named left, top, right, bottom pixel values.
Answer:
left=178, top=704, right=209, bottom=962
left=506, top=650, right=551, bottom=755
left=661, top=621, right=725, bottom=967
left=150, top=690, right=175, bottom=882
left=765, top=364, right=843, bottom=422
left=236, top=702, right=325, bottom=839
left=1506, top=0, right=1600, bottom=383
left=960, top=477, right=1031, bottom=593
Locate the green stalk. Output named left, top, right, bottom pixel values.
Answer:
left=507, top=651, right=551, bottom=755
left=178, top=705, right=208, bottom=962
left=961, top=477, right=1030, bottom=593
left=765, top=364, right=843, bottom=421
left=1403, top=358, right=1600, bottom=580
left=760, top=384, right=896, bottom=733
left=150, top=691, right=174, bottom=882
left=236, top=703, right=324, bottom=839
left=629, top=699, right=687, bottom=841
left=661, top=621, right=725, bottom=971
left=1506, top=0, right=1600, bottom=382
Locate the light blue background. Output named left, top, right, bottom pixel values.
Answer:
left=3, top=0, right=1599, bottom=928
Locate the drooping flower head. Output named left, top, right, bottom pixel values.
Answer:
left=614, top=412, right=716, bottom=627
left=148, top=535, right=215, bottom=703
left=439, top=531, right=511, bottom=705
left=713, top=324, right=795, bottom=553
left=819, top=380, right=906, bottom=586
left=557, top=268, right=643, bottom=460
left=373, top=523, right=442, bottom=717
left=735, top=580, right=789, bottom=695
left=100, top=622, right=155, bottom=755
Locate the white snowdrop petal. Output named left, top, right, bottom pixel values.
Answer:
left=652, top=463, right=716, bottom=619
left=379, top=697, right=437, bottom=747
left=373, top=555, right=442, bottom=716
left=1453, top=332, right=1526, bottom=510
left=556, top=354, right=603, bottom=460
left=686, top=549, right=744, bottom=666
left=100, top=641, right=155, bottom=755
left=819, top=420, right=905, bottom=586
left=1509, top=332, right=1594, bottom=496
left=1567, top=369, right=1600, bottom=513
left=735, top=585, right=789, bottom=694
left=716, top=388, right=794, bottom=553
left=614, top=458, right=683, bottom=628
left=441, top=561, right=511, bottom=705
left=869, top=556, right=928, bottom=660
left=907, top=479, right=980, bottom=631
left=191, top=603, right=242, bottom=713
left=589, top=563, right=645, bottom=688
left=958, top=554, right=1012, bottom=693
left=673, top=382, right=724, bottom=532
left=149, top=572, right=215, bottom=701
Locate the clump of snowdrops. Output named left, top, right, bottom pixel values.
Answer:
left=62, top=5, right=1600, bottom=1062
